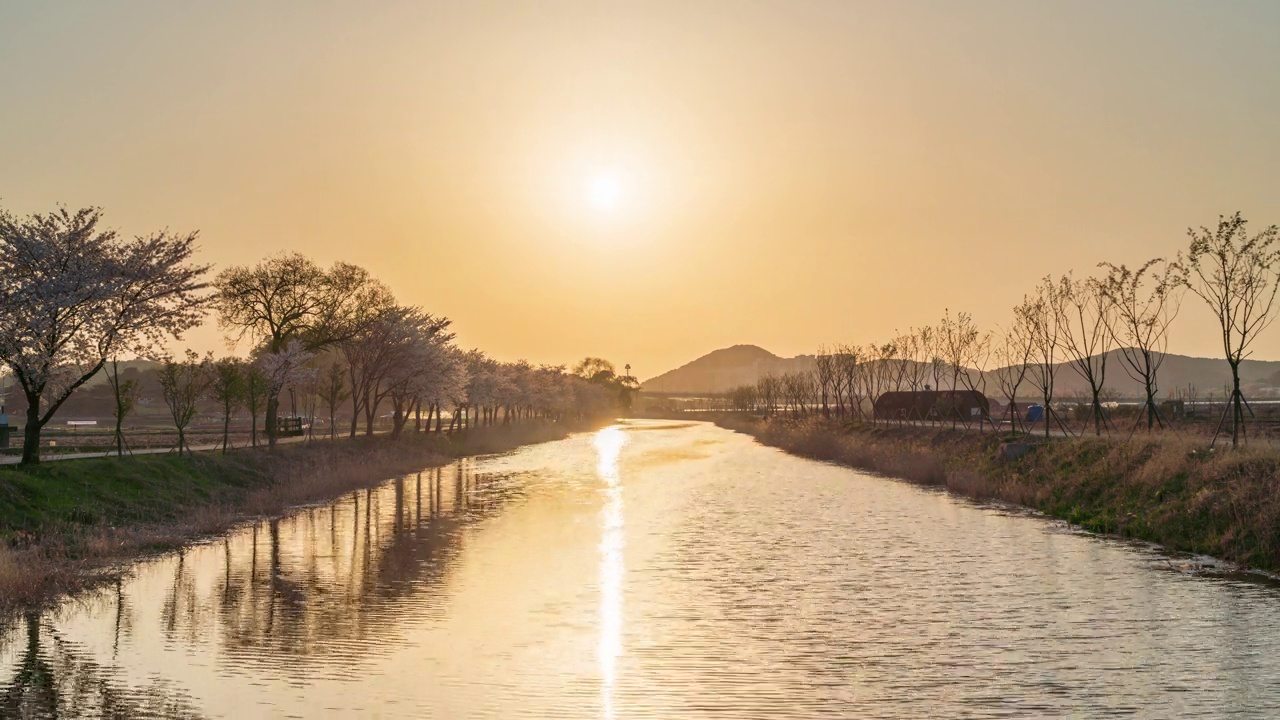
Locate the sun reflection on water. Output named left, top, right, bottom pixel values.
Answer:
left=594, top=425, right=627, bottom=720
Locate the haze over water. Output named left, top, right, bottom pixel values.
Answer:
left=4, top=421, right=1280, bottom=718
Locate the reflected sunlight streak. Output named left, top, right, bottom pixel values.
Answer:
left=594, top=425, right=627, bottom=720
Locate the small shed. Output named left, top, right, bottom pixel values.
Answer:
left=873, top=390, right=990, bottom=421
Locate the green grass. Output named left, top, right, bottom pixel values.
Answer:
left=0, top=453, right=267, bottom=536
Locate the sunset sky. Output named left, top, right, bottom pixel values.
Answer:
left=3, top=1, right=1279, bottom=378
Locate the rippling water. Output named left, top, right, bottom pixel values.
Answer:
left=4, top=420, right=1280, bottom=718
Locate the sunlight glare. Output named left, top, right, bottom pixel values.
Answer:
left=587, top=173, right=623, bottom=212
left=595, top=425, right=627, bottom=720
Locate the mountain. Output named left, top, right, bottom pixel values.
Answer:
left=643, top=345, right=1280, bottom=400
left=1045, top=350, right=1280, bottom=400
left=642, top=345, right=814, bottom=394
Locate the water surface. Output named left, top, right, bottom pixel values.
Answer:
left=3, top=420, right=1280, bottom=718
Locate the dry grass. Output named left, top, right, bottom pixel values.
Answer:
left=719, top=416, right=1280, bottom=572
left=0, top=421, right=592, bottom=614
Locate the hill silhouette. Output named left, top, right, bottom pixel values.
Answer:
left=643, top=345, right=1280, bottom=400
left=642, top=345, right=813, bottom=394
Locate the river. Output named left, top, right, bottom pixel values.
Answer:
left=3, top=420, right=1280, bottom=718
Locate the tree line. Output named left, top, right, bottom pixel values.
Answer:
left=727, top=212, right=1280, bottom=448
left=0, top=205, right=628, bottom=464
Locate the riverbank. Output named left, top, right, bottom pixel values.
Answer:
left=0, top=421, right=596, bottom=613
left=716, top=416, right=1280, bottom=573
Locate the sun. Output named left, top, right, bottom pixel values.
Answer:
left=587, top=173, right=623, bottom=211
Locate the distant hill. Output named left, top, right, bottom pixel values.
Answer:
left=643, top=344, right=1280, bottom=400
left=1047, top=350, right=1280, bottom=400
left=642, top=345, right=814, bottom=394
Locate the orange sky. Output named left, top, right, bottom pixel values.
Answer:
left=3, top=1, right=1279, bottom=379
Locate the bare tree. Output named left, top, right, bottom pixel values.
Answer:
left=887, top=332, right=912, bottom=396
left=1180, top=212, right=1280, bottom=447
left=1019, top=279, right=1065, bottom=438
left=903, top=327, right=932, bottom=422
left=780, top=371, right=815, bottom=418
left=214, top=253, right=391, bottom=448
left=242, top=364, right=269, bottom=448
left=106, top=359, right=142, bottom=457
left=209, top=358, right=245, bottom=453
left=833, top=345, right=858, bottom=419
left=991, top=318, right=1035, bottom=432
left=839, top=346, right=866, bottom=420
left=1099, top=259, right=1181, bottom=432
left=1056, top=273, right=1114, bottom=436
left=317, top=362, right=350, bottom=441
left=862, top=343, right=895, bottom=418
left=0, top=206, right=208, bottom=464
left=813, top=348, right=835, bottom=418
left=938, top=310, right=980, bottom=427
left=728, top=384, right=758, bottom=412
left=158, top=351, right=212, bottom=457
left=956, top=328, right=994, bottom=431
left=756, top=374, right=782, bottom=416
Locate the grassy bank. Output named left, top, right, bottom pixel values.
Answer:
left=0, top=421, right=594, bottom=613
left=717, top=416, right=1280, bottom=572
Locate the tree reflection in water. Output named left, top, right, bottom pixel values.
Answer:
left=0, top=611, right=206, bottom=718
left=164, top=458, right=521, bottom=666
left=0, top=457, right=522, bottom=711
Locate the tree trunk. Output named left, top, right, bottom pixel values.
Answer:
left=1146, top=380, right=1157, bottom=431
left=1043, top=386, right=1051, bottom=439
left=364, top=390, right=377, bottom=436
left=391, top=403, right=406, bottom=439
left=21, top=397, right=41, bottom=465
left=1232, top=365, right=1243, bottom=448
left=266, top=396, right=280, bottom=449
left=1091, top=388, right=1103, bottom=437
left=222, top=403, right=232, bottom=453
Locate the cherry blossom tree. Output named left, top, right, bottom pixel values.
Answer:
left=341, top=305, right=449, bottom=436
left=384, top=315, right=457, bottom=438
left=0, top=206, right=208, bottom=464
left=254, top=340, right=315, bottom=438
